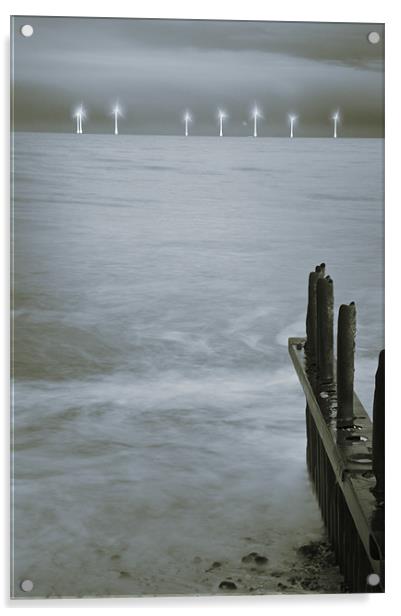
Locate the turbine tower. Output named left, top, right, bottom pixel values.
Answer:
left=332, top=111, right=340, bottom=138
left=74, top=111, right=80, bottom=134
left=79, top=106, right=85, bottom=134
left=252, top=106, right=262, bottom=137
left=184, top=111, right=192, bottom=137
left=218, top=109, right=227, bottom=137
left=289, top=114, right=297, bottom=138
left=113, top=103, right=121, bottom=135
left=74, top=105, right=85, bottom=134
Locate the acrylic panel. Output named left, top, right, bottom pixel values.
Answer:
left=11, top=17, right=384, bottom=598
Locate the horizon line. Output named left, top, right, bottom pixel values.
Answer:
left=11, top=130, right=384, bottom=139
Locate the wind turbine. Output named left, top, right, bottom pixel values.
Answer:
left=251, top=105, right=262, bottom=137
left=218, top=109, right=227, bottom=137
left=112, top=103, right=122, bottom=135
left=184, top=110, right=192, bottom=136
left=332, top=110, right=340, bottom=138
left=74, top=105, right=85, bottom=134
left=289, top=114, right=297, bottom=138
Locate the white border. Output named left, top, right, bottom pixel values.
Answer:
left=2, top=1, right=400, bottom=613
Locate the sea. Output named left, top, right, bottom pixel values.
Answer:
left=11, top=133, right=384, bottom=597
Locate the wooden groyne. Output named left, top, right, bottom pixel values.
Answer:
left=288, top=264, right=384, bottom=593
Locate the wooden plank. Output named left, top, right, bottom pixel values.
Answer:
left=288, top=337, right=383, bottom=590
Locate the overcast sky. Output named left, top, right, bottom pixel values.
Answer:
left=12, top=17, right=384, bottom=136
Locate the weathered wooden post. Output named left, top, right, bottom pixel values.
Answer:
left=305, top=264, right=325, bottom=368
left=372, top=350, right=385, bottom=501
left=337, top=302, right=356, bottom=426
left=316, top=276, right=334, bottom=387
left=305, top=264, right=325, bottom=471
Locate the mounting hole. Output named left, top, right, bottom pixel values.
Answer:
left=348, top=453, right=372, bottom=464
left=366, top=573, right=380, bottom=587
left=20, top=579, right=34, bottom=592
left=20, top=24, right=34, bottom=37
left=346, top=435, right=368, bottom=443
left=337, top=424, right=363, bottom=431
left=368, top=32, right=380, bottom=45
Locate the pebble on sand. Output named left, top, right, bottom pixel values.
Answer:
left=219, top=580, right=237, bottom=590
left=241, top=552, right=268, bottom=565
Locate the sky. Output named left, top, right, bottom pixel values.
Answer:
left=11, top=17, right=384, bottom=136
